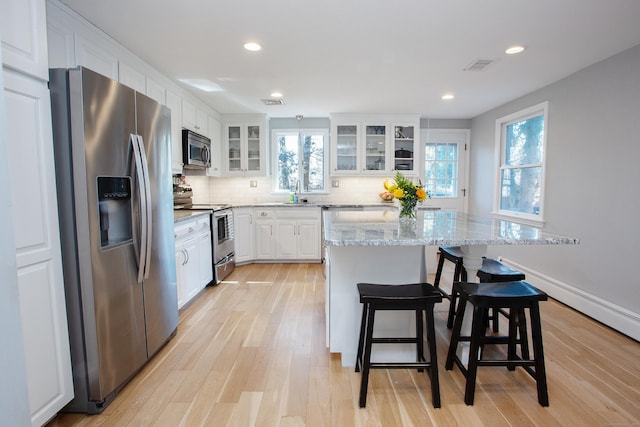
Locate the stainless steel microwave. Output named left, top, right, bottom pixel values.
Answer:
left=182, top=129, right=211, bottom=169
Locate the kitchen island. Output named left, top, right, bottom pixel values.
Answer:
left=323, top=208, right=579, bottom=366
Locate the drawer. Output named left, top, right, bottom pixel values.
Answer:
left=196, top=216, right=211, bottom=229
left=255, top=209, right=275, bottom=219
left=174, top=220, right=197, bottom=240
left=275, top=208, right=320, bottom=220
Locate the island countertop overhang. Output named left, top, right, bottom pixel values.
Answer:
left=322, top=209, right=580, bottom=247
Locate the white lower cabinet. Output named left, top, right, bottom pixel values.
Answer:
left=197, top=217, right=213, bottom=287
left=253, top=207, right=321, bottom=262
left=233, top=208, right=254, bottom=263
left=255, top=210, right=276, bottom=260
left=174, top=215, right=212, bottom=309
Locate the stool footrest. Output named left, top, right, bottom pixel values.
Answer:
left=476, top=359, right=536, bottom=367
left=371, top=337, right=419, bottom=344
left=369, top=362, right=432, bottom=369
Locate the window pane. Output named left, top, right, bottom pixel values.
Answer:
left=505, top=114, right=544, bottom=166
left=302, top=133, right=325, bottom=191
left=277, top=134, right=299, bottom=191
left=500, top=166, right=541, bottom=215
left=275, top=130, right=326, bottom=193
left=424, top=142, right=458, bottom=197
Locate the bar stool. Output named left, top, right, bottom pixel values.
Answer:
left=448, top=258, right=526, bottom=331
left=433, top=246, right=526, bottom=330
left=432, top=246, right=466, bottom=328
left=355, top=282, right=443, bottom=408
left=445, top=281, right=549, bottom=406
left=433, top=246, right=467, bottom=292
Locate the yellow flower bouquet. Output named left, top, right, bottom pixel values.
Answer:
left=381, top=171, right=429, bottom=218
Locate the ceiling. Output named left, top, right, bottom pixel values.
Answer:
left=59, top=0, right=640, bottom=119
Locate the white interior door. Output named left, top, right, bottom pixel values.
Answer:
left=421, top=129, right=469, bottom=213
left=421, top=129, right=470, bottom=275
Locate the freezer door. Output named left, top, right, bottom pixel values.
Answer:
left=136, top=93, right=179, bottom=356
left=71, top=68, right=148, bottom=401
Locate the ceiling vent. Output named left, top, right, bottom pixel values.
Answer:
left=464, top=58, right=495, bottom=72
left=261, top=98, right=285, bottom=105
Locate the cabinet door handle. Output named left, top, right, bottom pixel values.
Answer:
left=249, top=214, right=253, bottom=224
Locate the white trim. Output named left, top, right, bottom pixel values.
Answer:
left=498, top=257, right=640, bottom=342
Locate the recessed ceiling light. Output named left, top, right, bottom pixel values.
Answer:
left=442, top=93, right=455, bottom=100
left=244, top=42, right=262, bottom=52
left=270, top=92, right=283, bottom=98
left=505, top=45, right=526, bottom=55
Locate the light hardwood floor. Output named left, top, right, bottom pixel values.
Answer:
left=48, top=263, right=640, bottom=426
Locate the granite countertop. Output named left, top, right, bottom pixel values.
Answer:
left=173, top=209, right=212, bottom=223
left=234, top=202, right=438, bottom=209
left=323, top=209, right=580, bottom=247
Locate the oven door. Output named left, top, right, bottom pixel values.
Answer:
left=215, top=253, right=236, bottom=283
left=213, top=209, right=235, bottom=263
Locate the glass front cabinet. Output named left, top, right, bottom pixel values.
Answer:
left=330, top=114, right=419, bottom=176
left=222, top=114, right=269, bottom=176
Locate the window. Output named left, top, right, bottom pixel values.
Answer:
left=424, top=142, right=459, bottom=198
left=494, top=102, right=548, bottom=223
left=422, top=129, right=468, bottom=212
left=273, top=129, right=327, bottom=193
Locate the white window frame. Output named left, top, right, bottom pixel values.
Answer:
left=493, top=102, right=548, bottom=225
left=271, top=128, right=329, bottom=194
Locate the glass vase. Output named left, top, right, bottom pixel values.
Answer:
left=399, top=200, right=418, bottom=220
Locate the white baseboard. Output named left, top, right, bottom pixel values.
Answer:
left=498, top=257, right=640, bottom=342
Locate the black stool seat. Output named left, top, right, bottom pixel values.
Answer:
left=476, top=258, right=526, bottom=283
left=355, top=283, right=443, bottom=408
left=445, top=281, right=549, bottom=406
left=441, top=255, right=526, bottom=331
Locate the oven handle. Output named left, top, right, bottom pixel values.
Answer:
left=216, top=253, right=235, bottom=266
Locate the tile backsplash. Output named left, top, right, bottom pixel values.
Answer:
left=182, top=175, right=401, bottom=205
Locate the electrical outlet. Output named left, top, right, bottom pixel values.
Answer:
left=332, top=180, right=340, bottom=188
left=250, top=180, right=257, bottom=188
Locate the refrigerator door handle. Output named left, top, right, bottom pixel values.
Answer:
left=136, top=134, right=153, bottom=280
left=130, top=133, right=148, bottom=283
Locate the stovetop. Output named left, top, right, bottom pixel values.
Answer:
left=174, top=203, right=232, bottom=211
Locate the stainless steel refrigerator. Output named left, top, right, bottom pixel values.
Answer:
left=49, top=67, right=178, bottom=413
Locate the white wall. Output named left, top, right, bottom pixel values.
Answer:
left=469, top=44, right=640, bottom=340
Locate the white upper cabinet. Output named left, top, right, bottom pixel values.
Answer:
left=165, top=89, right=183, bottom=174
left=146, top=77, right=165, bottom=105
left=118, top=61, right=145, bottom=92
left=330, top=114, right=419, bottom=176
left=222, top=114, right=269, bottom=176
left=74, top=36, right=118, bottom=80
left=392, top=123, right=418, bottom=175
left=0, top=0, right=49, bottom=80
left=207, top=114, right=222, bottom=177
left=182, top=98, right=208, bottom=135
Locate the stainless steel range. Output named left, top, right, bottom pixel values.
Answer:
left=184, top=203, right=235, bottom=284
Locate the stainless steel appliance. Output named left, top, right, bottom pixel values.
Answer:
left=49, top=67, right=178, bottom=413
left=212, top=208, right=235, bottom=282
left=182, top=129, right=211, bottom=169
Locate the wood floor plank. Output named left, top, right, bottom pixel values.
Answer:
left=46, top=263, right=640, bottom=427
